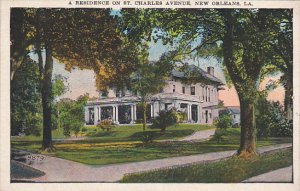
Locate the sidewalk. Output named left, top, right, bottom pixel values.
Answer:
left=14, top=143, right=292, bottom=182
left=243, top=165, right=293, bottom=182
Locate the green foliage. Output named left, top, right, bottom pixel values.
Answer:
left=11, top=56, right=42, bottom=136
left=97, top=119, right=116, bottom=132
left=150, top=110, right=178, bottom=132
left=52, top=75, right=68, bottom=98
left=213, top=129, right=226, bottom=143
left=139, top=131, right=157, bottom=145
left=214, top=112, right=232, bottom=129
left=256, top=97, right=292, bottom=138
left=176, top=111, right=187, bottom=123
left=59, top=94, right=89, bottom=137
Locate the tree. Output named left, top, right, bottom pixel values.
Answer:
left=260, top=10, right=293, bottom=120
left=10, top=9, right=35, bottom=81
left=11, top=8, right=138, bottom=151
left=59, top=95, right=89, bottom=137
left=130, top=51, right=173, bottom=131
left=11, top=56, right=42, bottom=136
left=122, top=9, right=292, bottom=157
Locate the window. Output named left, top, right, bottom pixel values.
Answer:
left=116, top=89, right=125, bottom=97
left=209, top=113, right=212, bottom=119
left=116, top=90, right=120, bottom=97
left=182, top=87, right=185, bottom=94
left=173, top=85, right=176, bottom=93
left=234, top=115, right=236, bottom=119
left=208, top=88, right=210, bottom=102
left=101, top=91, right=108, bottom=97
left=191, top=86, right=195, bottom=95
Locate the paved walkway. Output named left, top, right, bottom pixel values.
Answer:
left=243, top=165, right=293, bottom=182
left=15, top=143, right=292, bottom=182
left=178, top=129, right=215, bottom=142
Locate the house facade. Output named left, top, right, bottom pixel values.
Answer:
left=219, top=106, right=241, bottom=125
left=84, top=66, right=224, bottom=126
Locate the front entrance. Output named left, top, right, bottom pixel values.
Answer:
left=101, top=106, right=113, bottom=121
left=191, top=105, right=198, bottom=123
left=118, top=105, right=131, bottom=124
left=136, top=104, right=152, bottom=123
left=87, top=108, right=94, bottom=125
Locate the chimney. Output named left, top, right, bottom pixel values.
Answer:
left=207, top=66, right=214, bottom=76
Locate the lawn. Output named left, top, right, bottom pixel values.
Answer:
left=11, top=126, right=292, bottom=165
left=11, top=124, right=212, bottom=143
left=120, top=148, right=293, bottom=183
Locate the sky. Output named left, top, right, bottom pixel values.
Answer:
left=49, top=39, right=284, bottom=106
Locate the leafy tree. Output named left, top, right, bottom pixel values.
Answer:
left=130, top=51, right=174, bottom=131
left=214, top=112, right=232, bottom=129
left=122, top=9, right=292, bottom=157
left=256, top=95, right=292, bottom=138
left=11, top=56, right=42, bottom=136
left=59, top=94, right=89, bottom=138
left=11, top=8, right=138, bottom=151
left=10, top=9, right=35, bottom=81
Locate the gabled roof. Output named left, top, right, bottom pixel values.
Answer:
left=226, top=106, right=240, bottom=114
left=171, top=64, right=224, bottom=85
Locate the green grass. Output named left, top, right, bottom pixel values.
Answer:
left=11, top=127, right=292, bottom=165
left=121, top=148, right=293, bottom=183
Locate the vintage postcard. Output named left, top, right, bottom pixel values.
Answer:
left=0, top=0, right=299, bottom=191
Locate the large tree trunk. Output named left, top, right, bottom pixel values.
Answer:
left=284, top=74, right=293, bottom=121
left=238, top=100, right=257, bottom=158
left=142, top=101, right=147, bottom=131
left=41, top=44, right=55, bottom=152
left=10, top=9, right=28, bottom=81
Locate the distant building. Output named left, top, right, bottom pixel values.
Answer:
left=84, top=65, right=224, bottom=125
left=219, top=106, right=241, bottom=125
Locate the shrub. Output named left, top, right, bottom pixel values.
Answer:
left=81, top=127, right=88, bottom=132
left=97, top=119, right=115, bottom=132
left=150, top=110, right=178, bottom=132
left=176, top=111, right=187, bottom=123
left=140, top=131, right=156, bottom=144
left=63, top=126, right=71, bottom=137
left=215, top=112, right=232, bottom=129
left=256, top=101, right=292, bottom=138
left=213, top=129, right=226, bottom=143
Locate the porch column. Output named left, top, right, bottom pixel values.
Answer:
left=115, top=105, right=119, bottom=124
left=150, top=103, right=154, bottom=118
left=187, top=104, right=191, bottom=123
left=130, top=104, right=134, bottom=123
left=94, top=106, right=98, bottom=125
left=133, top=104, right=137, bottom=121
left=84, top=107, right=89, bottom=125
left=98, top=107, right=101, bottom=122
left=197, top=105, right=201, bottom=124
left=112, top=106, right=116, bottom=123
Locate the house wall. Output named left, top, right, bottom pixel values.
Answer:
left=87, top=75, right=222, bottom=126
left=232, top=114, right=241, bottom=125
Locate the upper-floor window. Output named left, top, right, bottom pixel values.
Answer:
left=191, top=86, right=195, bottom=95
left=101, top=91, right=108, bottom=97
left=173, top=85, right=176, bottom=93
left=205, top=87, right=208, bottom=102
left=208, top=88, right=210, bottom=102
left=182, top=87, right=185, bottom=94
left=116, top=89, right=125, bottom=97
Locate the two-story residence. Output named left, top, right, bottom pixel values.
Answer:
left=84, top=65, right=224, bottom=126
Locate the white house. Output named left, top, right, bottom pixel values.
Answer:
left=84, top=65, right=224, bottom=126
left=219, top=106, right=241, bottom=125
